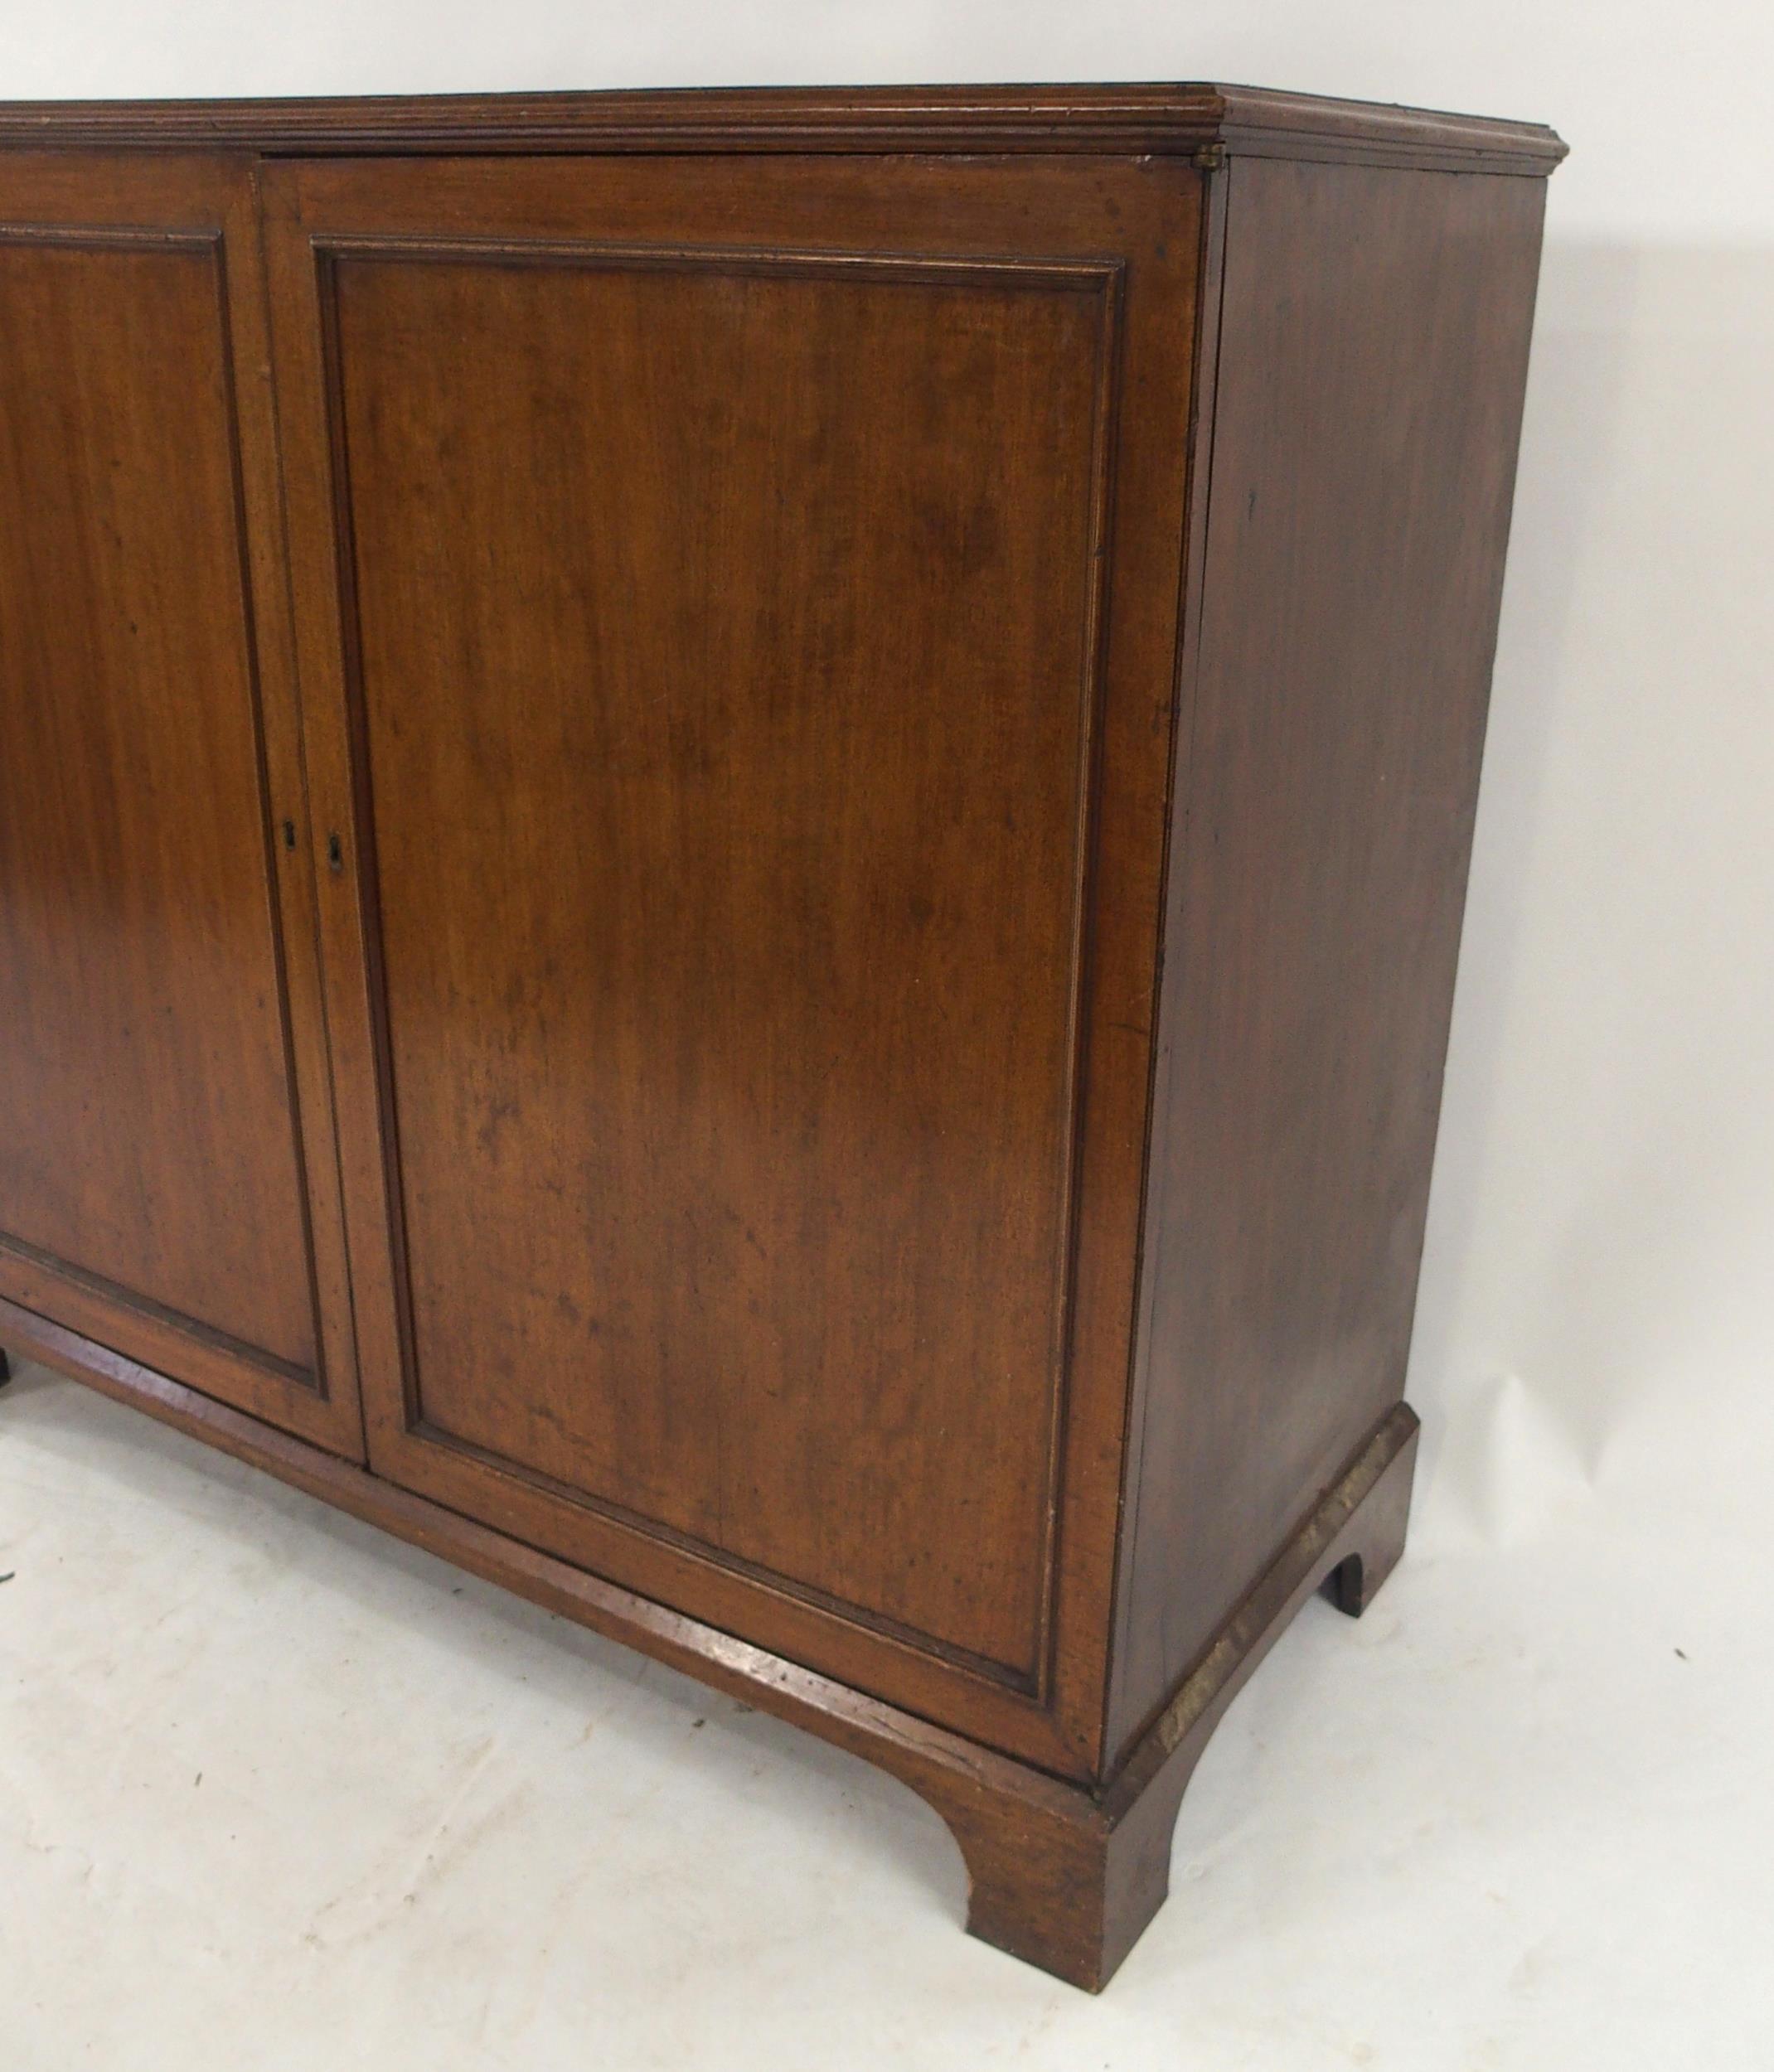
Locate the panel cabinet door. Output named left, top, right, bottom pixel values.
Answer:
left=0, top=157, right=362, bottom=1456
left=263, top=152, right=1200, bottom=1774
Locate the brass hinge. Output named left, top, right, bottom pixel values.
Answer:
left=1193, top=143, right=1226, bottom=171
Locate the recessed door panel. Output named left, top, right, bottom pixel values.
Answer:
left=268, top=154, right=1200, bottom=1771
left=337, top=245, right=1103, bottom=1677
left=0, top=159, right=360, bottom=1452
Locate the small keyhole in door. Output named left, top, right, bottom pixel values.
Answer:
left=327, top=832, right=344, bottom=874
left=281, top=819, right=297, bottom=850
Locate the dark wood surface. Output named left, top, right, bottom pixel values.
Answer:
left=261, top=148, right=1201, bottom=1778
left=0, top=156, right=363, bottom=1457
left=0, top=94, right=1561, bottom=1986
left=1107, top=156, right=1549, bottom=1760
left=0, top=85, right=1567, bottom=171
left=321, top=239, right=1107, bottom=1691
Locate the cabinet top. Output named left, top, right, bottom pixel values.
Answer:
left=0, top=83, right=1565, bottom=174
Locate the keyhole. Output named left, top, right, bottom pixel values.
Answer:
left=327, top=832, right=344, bottom=874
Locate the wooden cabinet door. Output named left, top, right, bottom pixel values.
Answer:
left=263, top=152, right=1200, bottom=1774
left=0, top=157, right=361, bottom=1456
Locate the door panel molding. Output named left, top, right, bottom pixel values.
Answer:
left=0, top=154, right=363, bottom=1457
left=309, top=230, right=1123, bottom=1694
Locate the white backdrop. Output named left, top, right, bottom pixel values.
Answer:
left=2, top=5, right=1770, bottom=2066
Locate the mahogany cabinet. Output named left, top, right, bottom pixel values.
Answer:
left=0, top=85, right=1563, bottom=1988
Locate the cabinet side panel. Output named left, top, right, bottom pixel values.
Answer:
left=1108, top=157, right=1548, bottom=1760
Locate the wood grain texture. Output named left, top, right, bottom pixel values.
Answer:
left=1106, top=156, right=1549, bottom=1760
left=0, top=224, right=307, bottom=1358
left=0, top=1291, right=1415, bottom=1991
left=0, top=85, right=1566, bottom=172
left=323, top=242, right=1112, bottom=1684
left=264, top=149, right=1202, bottom=1776
left=0, top=156, right=362, bottom=1457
